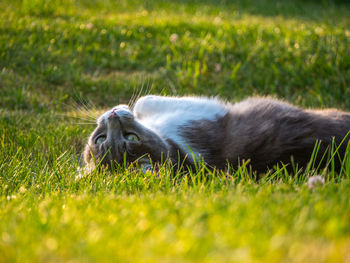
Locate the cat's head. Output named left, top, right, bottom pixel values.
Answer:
left=83, top=105, right=169, bottom=169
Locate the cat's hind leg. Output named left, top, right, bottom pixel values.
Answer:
left=133, top=95, right=174, bottom=119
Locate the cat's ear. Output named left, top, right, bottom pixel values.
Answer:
left=76, top=144, right=96, bottom=180
left=83, top=144, right=93, bottom=165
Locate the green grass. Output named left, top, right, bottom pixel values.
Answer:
left=1, top=0, right=350, bottom=262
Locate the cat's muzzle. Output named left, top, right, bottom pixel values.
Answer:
left=108, top=110, right=119, bottom=120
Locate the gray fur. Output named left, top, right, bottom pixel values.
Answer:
left=84, top=96, right=350, bottom=173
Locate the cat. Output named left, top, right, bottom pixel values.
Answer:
left=83, top=95, right=350, bottom=174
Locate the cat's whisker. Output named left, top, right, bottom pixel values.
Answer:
left=144, top=78, right=153, bottom=95
left=57, top=99, right=98, bottom=121
left=130, top=83, right=144, bottom=108
left=57, top=113, right=97, bottom=126
left=71, top=117, right=96, bottom=123
left=74, top=101, right=94, bottom=116
left=72, top=90, right=92, bottom=109
left=128, top=78, right=154, bottom=109
left=74, top=110, right=97, bottom=120
left=58, top=112, right=96, bottom=121
left=128, top=91, right=137, bottom=109
left=74, top=122, right=97, bottom=125
left=74, top=101, right=100, bottom=120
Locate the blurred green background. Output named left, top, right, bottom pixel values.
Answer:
left=1, top=0, right=349, bottom=112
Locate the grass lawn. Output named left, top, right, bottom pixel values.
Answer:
left=1, top=0, right=350, bottom=262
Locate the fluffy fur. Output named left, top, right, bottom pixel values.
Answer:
left=84, top=95, right=350, bottom=173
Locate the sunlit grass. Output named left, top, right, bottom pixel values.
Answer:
left=1, top=0, right=350, bottom=262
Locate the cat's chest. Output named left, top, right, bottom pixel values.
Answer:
left=132, top=95, right=228, bottom=157
left=137, top=110, right=224, bottom=157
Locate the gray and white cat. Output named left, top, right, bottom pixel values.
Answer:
left=84, top=95, right=350, bottom=173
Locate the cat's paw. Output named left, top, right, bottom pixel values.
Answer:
left=141, top=164, right=153, bottom=173
left=133, top=95, right=160, bottom=118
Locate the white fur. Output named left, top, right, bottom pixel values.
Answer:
left=133, top=95, right=228, bottom=157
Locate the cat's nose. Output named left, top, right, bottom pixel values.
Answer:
left=112, top=105, right=130, bottom=112
left=108, top=110, right=119, bottom=119
left=109, top=107, right=133, bottom=120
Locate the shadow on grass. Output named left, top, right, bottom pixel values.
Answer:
left=7, top=0, right=350, bottom=22
left=149, top=0, right=350, bottom=22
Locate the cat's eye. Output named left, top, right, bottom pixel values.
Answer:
left=95, top=135, right=106, bottom=144
left=125, top=133, right=139, bottom=142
